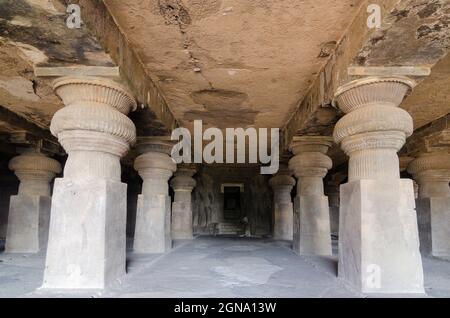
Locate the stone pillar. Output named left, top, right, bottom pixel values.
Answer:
left=400, top=156, right=419, bottom=198
left=333, top=76, right=423, bottom=294
left=269, top=165, right=295, bottom=241
left=325, top=172, right=346, bottom=237
left=170, top=165, right=196, bottom=240
left=43, top=77, right=137, bottom=289
left=288, top=137, right=333, bottom=255
left=325, top=186, right=339, bottom=237
left=5, top=151, right=61, bottom=253
left=133, top=138, right=176, bottom=253
left=408, top=151, right=450, bottom=257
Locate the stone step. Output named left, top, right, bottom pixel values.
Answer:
left=216, top=222, right=246, bottom=235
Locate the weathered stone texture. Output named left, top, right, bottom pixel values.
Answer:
left=43, top=179, right=127, bottom=289
left=5, top=195, right=51, bottom=253
left=293, top=195, right=331, bottom=255
left=170, top=165, right=196, bottom=240
left=134, top=194, right=172, bottom=253
left=339, top=179, right=424, bottom=293
left=269, top=166, right=295, bottom=241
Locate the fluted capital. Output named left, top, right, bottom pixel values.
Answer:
left=340, top=131, right=408, bottom=155
left=170, top=165, right=197, bottom=191
left=289, top=136, right=333, bottom=155
left=170, top=175, right=196, bottom=191
left=333, top=106, right=413, bottom=147
left=333, top=77, right=414, bottom=151
left=9, top=151, right=61, bottom=196
left=334, top=76, right=415, bottom=113
left=288, top=137, right=333, bottom=178
left=9, top=152, right=61, bottom=181
left=134, top=152, right=176, bottom=179
left=408, top=152, right=450, bottom=182
left=50, top=76, right=137, bottom=154
left=53, top=76, right=137, bottom=114
left=332, top=77, right=415, bottom=181
left=289, top=153, right=332, bottom=178
left=134, top=137, right=177, bottom=183
left=135, top=137, right=174, bottom=155
left=269, top=175, right=296, bottom=188
left=175, top=165, right=197, bottom=178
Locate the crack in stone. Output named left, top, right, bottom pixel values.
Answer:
left=158, top=0, right=213, bottom=89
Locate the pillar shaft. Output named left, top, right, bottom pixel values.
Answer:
left=289, top=137, right=333, bottom=255
left=140, top=167, right=173, bottom=196
left=134, top=140, right=176, bottom=253
left=297, top=176, right=324, bottom=196
left=170, top=165, right=196, bottom=240
left=175, top=190, right=192, bottom=203
left=408, top=151, right=450, bottom=256
left=325, top=178, right=344, bottom=237
left=63, top=146, right=122, bottom=182
left=273, top=185, right=292, bottom=203
left=269, top=167, right=295, bottom=241
left=6, top=151, right=61, bottom=253
left=18, top=180, right=51, bottom=197
left=334, top=76, right=423, bottom=294
left=43, top=76, right=136, bottom=289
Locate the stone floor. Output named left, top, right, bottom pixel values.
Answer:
left=0, top=236, right=449, bottom=298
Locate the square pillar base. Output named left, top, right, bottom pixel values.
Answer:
left=133, top=194, right=172, bottom=253
left=172, top=201, right=194, bottom=240
left=293, top=195, right=331, bottom=255
left=5, top=195, right=51, bottom=253
left=339, top=179, right=424, bottom=294
left=273, top=202, right=294, bottom=241
left=416, top=197, right=450, bottom=257
left=42, top=178, right=127, bottom=289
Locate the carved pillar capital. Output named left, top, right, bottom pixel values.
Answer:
left=269, top=174, right=295, bottom=203
left=134, top=138, right=176, bottom=196
left=9, top=151, right=61, bottom=196
left=288, top=136, right=332, bottom=196
left=288, top=136, right=333, bottom=178
left=44, top=77, right=137, bottom=288
left=407, top=151, right=450, bottom=198
left=51, top=77, right=137, bottom=154
left=50, top=76, right=137, bottom=182
left=170, top=165, right=197, bottom=193
left=333, top=76, right=415, bottom=181
left=269, top=174, right=296, bottom=189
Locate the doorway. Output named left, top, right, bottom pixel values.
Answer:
left=223, top=186, right=241, bottom=220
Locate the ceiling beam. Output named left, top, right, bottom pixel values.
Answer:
left=0, top=105, right=54, bottom=141
left=34, top=66, right=120, bottom=77
left=347, top=66, right=431, bottom=77
left=0, top=105, right=60, bottom=154
left=401, top=114, right=450, bottom=156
